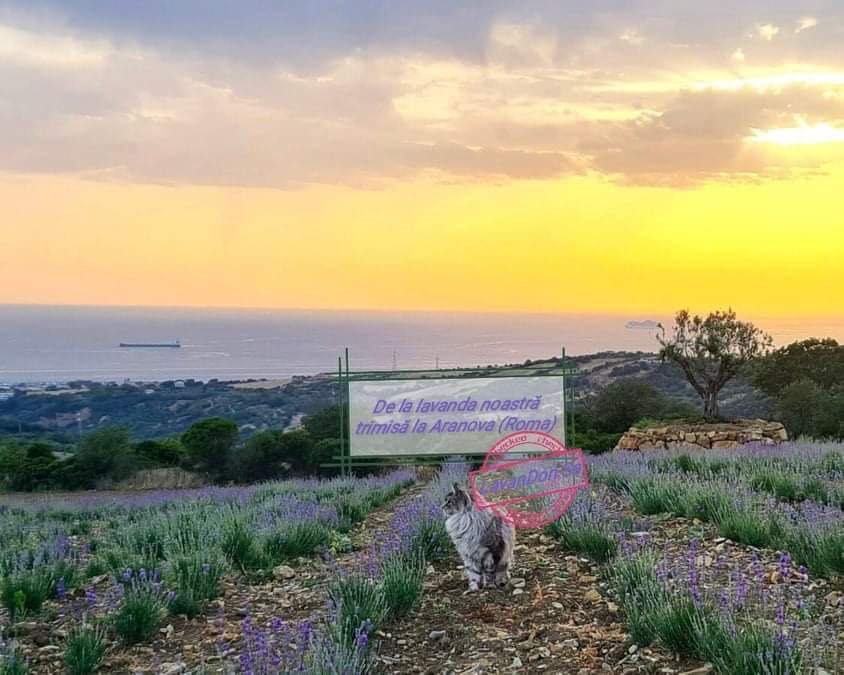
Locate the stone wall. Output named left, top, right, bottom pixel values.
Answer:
left=614, top=419, right=788, bottom=451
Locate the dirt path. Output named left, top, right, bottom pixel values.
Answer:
left=375, top=528, right=696, bottom=675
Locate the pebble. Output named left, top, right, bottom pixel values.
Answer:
left=552, top=601, right=563, bottom=609
left=272, top=564, right=296, bottom=580
left=512, top=588, right=524, bottom=596
left=429, top=630, right=446, bottom=641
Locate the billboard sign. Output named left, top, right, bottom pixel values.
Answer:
left=348, top=375, right=565, bottom=457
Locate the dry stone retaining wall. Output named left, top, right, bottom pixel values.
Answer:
left=614, top=419, right=788, bottom=451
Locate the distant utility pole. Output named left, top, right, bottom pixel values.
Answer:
left=435, top=355, right=439, bottom=370
left=392, top=350, right=397, bottom=371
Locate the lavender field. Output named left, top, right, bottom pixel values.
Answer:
left=0, top=444, right=842, bottom=674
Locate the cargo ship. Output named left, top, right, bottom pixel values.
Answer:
left=119, top=340, right=181, bottom=348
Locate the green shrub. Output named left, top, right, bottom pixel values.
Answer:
left=1, top=569, right=55, bottom=621
left=113, top=583, right=167, bottom=645
left=547, top=519, right=618, bottom=562
left=328, top=575, right=388, bottom=649
left=63, top=625, right=107, bottom=675
left=650, top=596, right=706, bottom=656
left=380, top=554, right=425, bottom=619
left=715, top=506, right=777, bottom=548
left=167, top=553, right=225, bottom=619
left=629, top=479, right=685, bottom=516
left=221, top=518, right=264, bottom=572
left=264, top=522, right=331, bottom=563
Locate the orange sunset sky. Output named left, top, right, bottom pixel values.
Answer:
left=0, top=2, right=842, bottom=317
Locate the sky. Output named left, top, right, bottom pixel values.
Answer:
left=0, top=1, right=843, bottom=317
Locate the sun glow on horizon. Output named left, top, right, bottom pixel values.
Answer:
left=748, top=123, right=844, bottom=145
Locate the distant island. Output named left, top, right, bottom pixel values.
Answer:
left=625, top=320, right=660, bottom=330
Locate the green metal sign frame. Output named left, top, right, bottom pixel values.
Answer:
left=330, top=348, right=577, bottom=474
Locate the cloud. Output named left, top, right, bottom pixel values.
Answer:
left=0, top=22, right=111, bottom=67
left=2, top=2, right=844, bottom=190
left=795, top=17, right=818, bottom=34
left=757, top=24, right=780, bottom=41
left=619, top=29, right=645, bottom=46
left=584, top=84, right=844, bottom=184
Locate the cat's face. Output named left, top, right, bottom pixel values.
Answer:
left=442, top=483, right=472, bottom=516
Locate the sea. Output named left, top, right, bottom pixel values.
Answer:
left=1, top=305, right=842, bottom=385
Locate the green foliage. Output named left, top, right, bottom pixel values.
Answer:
left=776, top=378, right=844, bottom=440
left=628, top=478, right=684, bottom=516
left=63, top=625, right=107, bottom=675
left=546, top=518, right=618, bottom=562
left=74, top=428, right=137, bottom=488
left=658, top=308, right=773, bottom=419
left=693, top=616, right=803, bottom=675
left=572, top=429, right=622, bottom=454
left=380, top=553, right=425, bottom=619
left=134, top=438, right=183, bottom=466
left=649, top=596, right=706, bottom=656
left=751, top=338, right=844, bottom=397
left=220, top=517, right=264, bottom=572
left=230, top=428, right=321, bottom=481
left=592, top=380, right=671, bottom=434
left=1, top=569, right=55, bottom=621
left=263, top=522, right=331, bottom=563
left=113, top=584, right=166, bottom=645
left=181, top=418, right=239, bottom=476
left=167, top=553, right=225, bottom=619
left=303, top=404, right=342, bottom=443
left=606, top=551, right=662, bottom=646
left=328, top=574, right=388, bottom=649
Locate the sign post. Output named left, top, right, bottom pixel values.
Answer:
left=331, top=349, right=577, bottom=470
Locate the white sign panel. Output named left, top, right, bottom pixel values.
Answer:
left=348, top=375, right=565, bottom=457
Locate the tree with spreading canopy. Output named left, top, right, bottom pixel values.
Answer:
left=657, top=309, right=773, bottom=420
left=181, top=417, right=239, bottom=477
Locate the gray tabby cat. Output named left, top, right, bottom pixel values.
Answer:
left=442, top=482, right=516, bottom=591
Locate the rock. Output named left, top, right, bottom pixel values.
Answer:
left=429, top=630, right=446, bottom=641
left=272, top=564, right=296, bottom=580
left=614, top=420, right=788, bottom=452
left=511, top=577, right=526, bottom=587
left=562, top=639, right=578, bottom=649
left=512, top=657, right=523, bottom=669
left=551, top=602, right=564, bottom=609
left=513, top=588, right=524, bottom=596
left=584, top=589, right=602, bottom=602
left=160, top=664, right=185, bottom=675
left=824, top=591, right=842, bottom=607
left=32, top=631, right=51, bottom=647
left=628, top=644, right=638, bottom=654
left=680, top=667, right=713, bottom=675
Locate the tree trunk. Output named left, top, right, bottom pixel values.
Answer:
left=703, top=389, right=720, bottom=420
